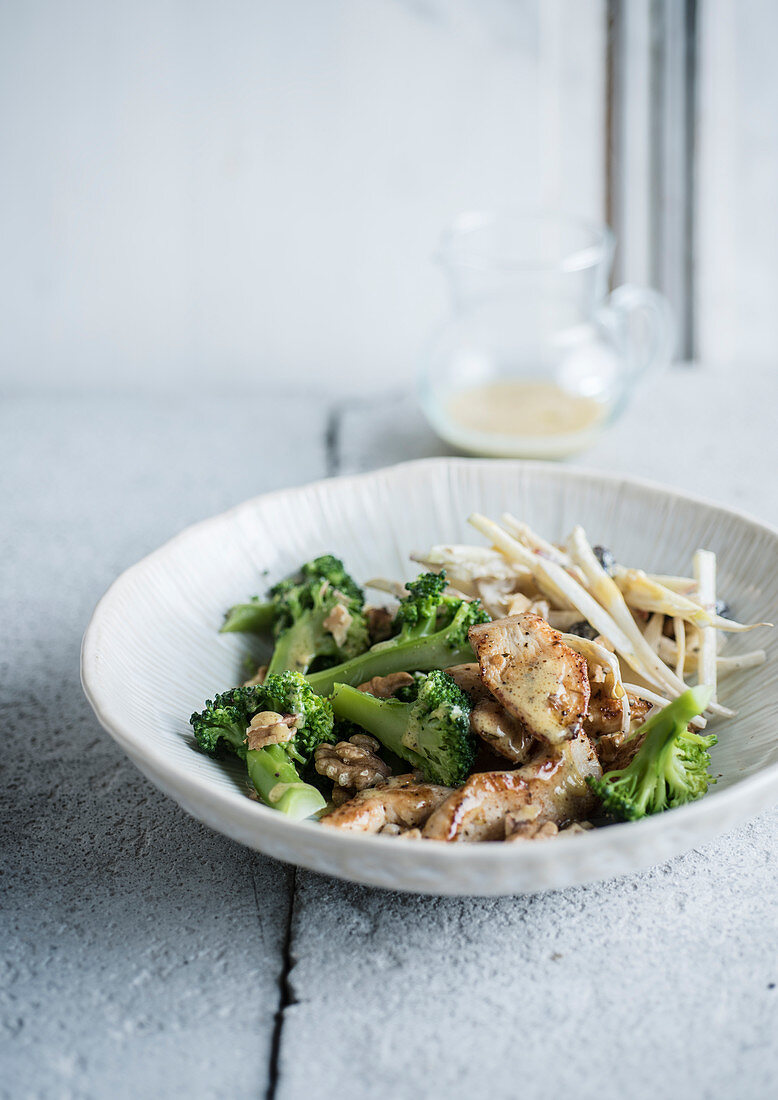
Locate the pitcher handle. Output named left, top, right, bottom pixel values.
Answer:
left=600, top=284, right=675, bottom=379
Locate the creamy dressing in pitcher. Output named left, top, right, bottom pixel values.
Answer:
left=441, top=380, right=610, bottom=458
left=447, top=380, right=605, bottom=437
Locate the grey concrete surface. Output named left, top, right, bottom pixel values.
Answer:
left=2, top=367, right=778, bottom=1098
left=1, top=393, right=324, bottom=1099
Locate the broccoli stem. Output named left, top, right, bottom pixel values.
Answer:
left=221, top=601, right=276, bottom=634
left=330, top=683, right=425, bottom=770
left=246, top=743, right=326, bottom=820
left=307, top=634, right=473, bottom=696
left=629, top=684, right=712, bottom=759
left=265, top=615, right=317, bottom=676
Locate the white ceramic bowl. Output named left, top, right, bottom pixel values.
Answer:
left=81, top=459, right=778, bottom=895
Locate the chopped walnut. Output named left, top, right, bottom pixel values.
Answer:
left=315, top=734, right=391, bottom=791
left=322, top=602, right=353, bottom=647
left=331, top=786, right=356, bottom=807
left=243, top=664, right=268, bottom=687
left=246, top=711, right=298, bottom=751
left=357, top=671, right=415, bottom=699
left=366, top=606, right=394, bottom=644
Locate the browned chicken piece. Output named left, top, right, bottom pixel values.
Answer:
left=357, top=671, right=416, bottom=699
left=586, top=684, right=651, bottom=770
left=321, top=774, right=452, bottom=833
left=469, top=613, right=591, bottom=745
left=596, top=730, right=647, bottom=772
left=378, top=823, right=423, bottom=839
left=470, top=698, right=535, bottom=765
left=504, top=820, right=559, bottom=842
left=443, top=663, right=490, bottom=703
left=422, top=733, right=601, bottom=842
left=504, top=817, right=594, bottom=842
left=585, top=684, right=650, bottom=739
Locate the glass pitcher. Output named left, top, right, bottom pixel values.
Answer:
left=419, top=212, right=674, bottom=458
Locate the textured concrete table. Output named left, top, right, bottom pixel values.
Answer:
left=3, top=365, right=777, bottom=1100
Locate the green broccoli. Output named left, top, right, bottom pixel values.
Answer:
left=221, top=555, right=369, bottom=677
left=266, top=577, right=368, bottom=677
left=190, top=670, right=335, bottom=820
left=220, top=597, right=277, bottom=635
left=588, top=685, right=715, bottom=821
left=305, top=571, right=490, bottom=696
left=330, top=669, right=476, bottom=786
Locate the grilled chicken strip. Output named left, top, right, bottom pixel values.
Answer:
left=585, top=684, right=651, bottom=770
left=585, top=684, right=650, bottom=739
left=469, top=613, right=590, bottom=745
left=470, top=698, right=535, bottom=765
left=444, top=662, right=490, bottom=703
left=321, top=774, right=452, bottom=833
left=422, top=733, right=601, bottom=842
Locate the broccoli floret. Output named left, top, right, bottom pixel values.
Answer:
left=588, top=685, right=715, bottom=821
left=394, top=571, right=448, bottom=632
left=190, top=671, right=335, bottom=820
left=266, top=576, right=368, bottom=677
left=306, top=571, right=490, bottom=696
left=221, top=555, right=369, bottom=677
left=330, top=669, right=476, bottom=786
left=221, top=555, right=364, bottom=635
left=299, top=555, right=364, bottom=603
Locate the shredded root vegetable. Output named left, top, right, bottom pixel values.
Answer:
left=717, top=650, right=767, bottom=677
left=567, top=526, right=737, bottom=719
left=645, top=573, right=698, bottom=594
left=614, top=566, right=769, bottom=632
left=468, top=512, right=767, bottom=726
left=565, top=526, right=712, bottom=699
left=365, top=578, right=409, bottom=599
left=621, top=682, right=707, bottom=730
left=501, top=514, right=587, bottom=583
left=694, top=550, right=718, bottom=704
left=643, top=612, right=665, bottom=652
left=468, top=514, right=635, bottom=648
left=673, top=617, right=686, bottom=680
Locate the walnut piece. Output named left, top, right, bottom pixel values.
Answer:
left=315, top=734, right=392, bottom=791
left=322, top=602, right=353, bottom=647
left=245, top=711, right=298, bottom=751
left=366, top=606, right=394, bottom=644
left=357, top=671, right=415, bottom=699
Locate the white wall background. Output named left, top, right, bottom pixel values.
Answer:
left=0, top=0, right=605, bottom=393
left=697, top=0, right=778, bottom=366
